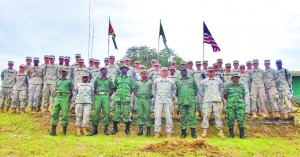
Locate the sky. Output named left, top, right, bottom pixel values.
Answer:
left=1, top=0, right=300, bottom=74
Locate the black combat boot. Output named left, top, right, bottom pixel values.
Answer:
left=239, top=128, right=246, bottom=139
left=111, top=121, right=118, bottom=135
left=62, top=126, right=67, bottom=135
left=125, top=122, right=130, bottom=135
left=104, top=125, right=110, bottom=135
left=191, top=128, right=197, bottom=138
left=180, top=129, right=187, bottom=139
left=229, top=127, right=235, bottom=138
left=146, top=127, right=151, bottom=136
left=89, top=125, right=98, bottom=136
left=137, top=125, right=143, bottom=136
left=49, top=125, right=57, bottom=136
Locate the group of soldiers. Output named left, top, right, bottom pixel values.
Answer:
left=0, top=54, right=294, bottom=139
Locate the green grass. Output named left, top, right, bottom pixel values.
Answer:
left=0, top=113, right=300, bottom=157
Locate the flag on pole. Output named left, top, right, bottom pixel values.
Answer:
left=108, top=19, right=118, bottom=50
left=159, top=20, right=169, bottom=49
left=203, top=22, right=220, bottom=52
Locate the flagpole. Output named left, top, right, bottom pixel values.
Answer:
left=88, top=0, right=91, bottom=59
left=108, top=16, right=110, bottom=58
left=158, top=19, right=161, bottom=64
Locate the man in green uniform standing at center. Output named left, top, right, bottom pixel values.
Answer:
left=49, top=68, right=74, bottom=136
left=111, top=65, right=134, bottom=135
left=176, top=67, right=198, bottom=139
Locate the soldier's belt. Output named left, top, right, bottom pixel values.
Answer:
left=96, top=92, right=109, bottom=95
left=57, top=92, right=69, bottom=96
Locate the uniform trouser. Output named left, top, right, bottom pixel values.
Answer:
left=150, top=98, right=155, bottom=112
left=110, top=93, right=115, bottom=112
left=92, top=94, right=110, bottom=126
left=42, top=84, right=55, bottom=108
left=154, top=98, right=173, bottom=133
left=11, top=89, right=27, bottom=109
left=75, top=103, right=92, bottom=128
left=179, top=103, right=196, bottom=129
left=265, top=87, right=281, bottom=113
left=28, top=84, right=42, bottom=108
left=250, top=87, right=267, bottom=112
left=51, top=96, right=70, bottom=126
left=278, top=89, right=293, bottom=113
left=112, top=101, right=131, bottom=122
left=172, top=97, right=178, bottom=114
left=136, top=97, right=151, bottom=127
left=0, top=87, right=13, bottom=108
left=202, top=102, right=223, bottom=129
left=226, top=102, right=245, bottom=129
left=130, top=93, right=136, bottom=111
left=244, top=87, right=251, bottom=114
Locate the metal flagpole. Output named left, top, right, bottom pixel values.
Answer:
left=157, top=19, right=161, bottom=64
left=108, top=16, right=110, bottom=57
left=90, top=0, right=94, bottom=58
left=88, top=0, right=91, bottom=59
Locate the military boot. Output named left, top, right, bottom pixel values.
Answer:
left=191, top=128, right=197, bottom=138
left=229, top=127, right=235, bottom=138
left=43, top=107, right=49, bottom=113
left=146, top=127, right=151, bottom=136
left=217, top=129, right=225, bottom=140
left=262, top=112, right=269, bottom=118
left=180, top=129, right=187, bottom=139
left=32, top=107, right=37, bottom=112
left=137, top=125, right=143, bottom=136
left=20, top=108, right=25, bottom=115
left=89, top=125, right=98, bottom=136
left=17, top=107, right=20, bottom=113
left=239, top=128, right=246, bottom=139
left=62, top=126, right=67, bottom=135
left=49, top=125, right=57, bottom=136
left=5, top=107, right=10, bottom=112
left=201, top=129, right=207, bottom=138
left=36, top=106, right=41, bottom=112
left=111, top=121, right=118, bottom=135
left=252, top=112, right=258, bottom=119
left=288, top=112, right=294, bottom=118
left=273, top=112, right=280, bottom=119
left=104, top=125, right=110, bottom=135
left=166, top=133, right=171, bottom=138
left=0, top=107, right=3, bottom=113
left=82, top=127, right=89, bottom=136
left=154, top=132, right=160, bottom=138
left=11, top=108, right=16, bottom=114
left=76, top=127, right=82, bottom=136
left=125, top=122, right=130, bottom=135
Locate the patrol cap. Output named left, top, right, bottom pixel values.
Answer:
left=33, top=57, right=39, bottom=61
left=109, top=55, right=115, bottom=59
left=170, top=60, right=176, bottom=64
left=64, top=56, right=71, bottom=60
left=252, top=59, right=259, bottom=64
left=134, top=60, right=140, bottom=64
left=195, top=61, right=201, bottom=65
left=246, top=61, right=252, bottom=65
left=213, top=63, right=218, bottom=67
left=276, top=60, right=282, bottom=63
left=151, top=59, right=157, bottom=63
left=61, top=67, right=68, bottom=72
left=48, top=55, right=55, bottom=59
left=217, top=59, right=223, bottom=63
left=180, top=66, right=187, bottom=70
left=225, top=63, right=231, bottom=67
left=187, top=60, right=193, bottom=64
left=207, top=66, right=214, bottom=71
left=264, top=60, right=270, bottom=64
left=78, top=59, right=84, bottom=63
left=8, top=61, right=14, bottom=64
left=89, top=58, right=94, bottom=62
left=100, top=67, right=107, bottom=71
left=140, top=65, right=145, bottom=68
left=44, top=55, right=49, bottom=58
left=124, top=57, right=130, bottom=61
left=180, top=61, right=187, bottom=65
left=19, top=64, right=25, bottom=68
left=120, top=59, right=124, bottom=62
left=154, top=63, right=160, bottom=66
left=239, top=64, right=245, bottom=68
left=75, top=54, right=81, bottom=57
left=169, top=66, right=175, bottom=70
left=140, top=69, right=147, bottom=73
left=119, top=65, right=129, bottom=70
left=82, top=73, right=89, bottom=77
left=233, top=60, right=239, bottom=64
left=104, top=58, right=109, bottom=61
left=26, top=56, right=32, bottom=60
left=59, top=56, right=64, bottom=59
left=94, top=59, right=100, bottom=63
left=202, top=60, right=208, bottom=64
left=161, top=67, right=168, bottom=71
left=231, top=73, right=240, bottom=79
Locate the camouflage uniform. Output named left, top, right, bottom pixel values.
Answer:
left=175, top=76, right=198, bottom=129
left=250, top=68, right=267, bottom=113
left=11, top=70, right=28, bottom=109
left=224, top=82, right=246, bottom=129
left=152, top=76, right=177, bottom=133
left=187, top=69, right=195, bottom=78
left=90, top=67, right=101, bottom=86
left=276, top=67, right=293, bottom=114
left=168, top=72, right=179, bottom=114
left=41, top=63, right=59, bottom=109
left=239, top=72, right=251, bottom=114
left=194, top=69, right=207, bottom=112
left=149, top=70, right=161, bottom=81
left=27, top=64, right=43, bottom=109
left=135, top=79, right=152, bottom=127
left=0, top=64, right=17, bottom=109
left=74, top=82, right=93, bottom=128
left=264, top=66, right=281, bottom=113
left=199, top=77, right=224, bottom=129
left=107, top=64, right=120, bottom=111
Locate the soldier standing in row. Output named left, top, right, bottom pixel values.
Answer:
left=90, top=67, right=114, bottom=136
left=239, top=64, right=251, bottom=117
left=176, top=67, right=198, bottom=139
left=202, top=60, right=208, bottom=72
left=0, top=61, right=17, bottom=112
left=152, top=67, right=176, bottom=138
left=58, top=56, right=64, bottom=67
left=232, top=60, right=240, bottom=72
left=245, top=61, right=253, bottom=74
left=199, top=67, right=225, bottom=139
left=134, top=70, right=152, bottom=136
left=111, top=65, right=134, bottom=135
left=11, top=64, right=28, bottom=114
left=107, top=55, right=119, bottom=113
left=74, top=74, right=93, bottom=136
left=194, top=61, right=206, bottom=117
left=62, top=56, right=72, bottom=79
left=104, top=58, right=109, bottom=66
left=168, top=66, right=179, bottom=116
left=88, top=58, right=94, bottom=71
left=49, top=68, right=74, bottom=136
left=90, top=59, right=101, bottom=86
left=224, top=73, right=246, bottom=138
left=187, top=61, right=195, bottom=77
left=217, top=59, right=225, bottom=74
left=25, top=56, right=32, bottom=72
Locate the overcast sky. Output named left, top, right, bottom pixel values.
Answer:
left=1, top=0, right=300, bottom=73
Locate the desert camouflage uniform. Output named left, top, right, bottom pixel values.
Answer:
left=239, top=72, right=251, bottom=114
left=11, top=72, right=28, bottom=109
left=27, top=66, right=43, bottom=109
left=107, top=64, right=120, bottom=111
left=71, top=67, right=90, bottom=108
left=90, top=68, right=101, bottom=86
left=187, top=69, right=195, bottom=78
left=168, top=74, right=179, bottom=113
left=0, top=68, right=17, bottom=108
left=276, top=68, right=293, bottom=113
left=194, top=70, right=207, bottom=111
left=250, top=68, right=267, bottom=113
left=264, top=68, right=281, bottom=113
left=41, top=64, right=58, bottom=109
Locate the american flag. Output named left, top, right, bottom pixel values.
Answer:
left=203, top=22, right=220, bottom=52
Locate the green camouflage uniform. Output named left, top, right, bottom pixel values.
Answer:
left=175, top=77, right=198, bottom=129
left=224, top=82, right=246, bottom=129
left=112, top=75, right=134, bottom=122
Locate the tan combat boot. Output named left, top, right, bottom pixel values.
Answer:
left=252, top=112, right=258, bottom=119
left=82, top=128, right=89, bottom=136
left=5, top=107, right=10, bottom=112
left=11, top=108, right=16, bottom=114
left=217, top=129, right=225, bottom=140
left=288, top=112, right=294, bottom=118
left=166, top=133, right=171, bottom=138
left=273, top=112, right=280, bottom=119
left=17, top=107, right=20, bottom=113
left=262, top=112, right=269, bottom=118
left=0, top=107, right=3, bottom=113
left=43, top=107, right=49, bottom=113
left=76, top=127, right=82, bottom=136
left=154, top=132, right=160, bottom=138
left=20, top=108, right=25, bottom=114
left=201, top=129, right=208, bottom=138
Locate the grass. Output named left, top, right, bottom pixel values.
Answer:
left=0, top=109, right=300, bottom=157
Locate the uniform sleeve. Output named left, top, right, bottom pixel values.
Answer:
left=286, top=69, right=292, bottom=86
left=241, top=84, right=246, bottom=97
left=134, top=82, right=138, bottom=93
left=73, top=84, right=79, bottom=97
left=69, top=80, right=74, bottom=91
left=130, top=78, right=135, bottom=93
left=193, top=78, right=199, bottom=97
left=224, top=84, right=228, bottom=95
left=152, top=79, right=157, bottom=96
left=94, top=78, right=98, bottom=90
left=219, top=81, right=225, bottom=96
left=1, top=70, right=4, bottom=81
left=114, top=77, right=118, bottom=89
left=109, top=79, right=114, bottom=90
left=171, top=80, right=177, bottom=99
